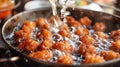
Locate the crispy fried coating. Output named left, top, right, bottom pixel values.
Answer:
left=57, top=54, right=74, bottom=65
left=78, top=44, right=96, bottom=55
left=110, top=29, right=120, bottom=40
left=53, top=41, right=74, bottom=53
left=101, top=50, right=120, bottom=61
left=29, top=50, right=53, bottom=61
left=18, top=39, right=39, bottom=51
left=80, top=16, right=92, bottom=27
left=110, top=39, right=120, bottom=52
left=93, top=22, right=106, bottom=32
left=83, top=53, right=105, bottom=64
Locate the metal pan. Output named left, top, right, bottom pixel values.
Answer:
left=2, top=8, right=120, bottom=67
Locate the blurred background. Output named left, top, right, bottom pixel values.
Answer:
left=0, top=0, right=118, bottom=21
left=22, top=0, right=117, bottom=13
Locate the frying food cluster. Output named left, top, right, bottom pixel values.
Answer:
left=13, top=16, right=120, bottom=65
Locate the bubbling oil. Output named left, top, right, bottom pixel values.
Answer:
left=48, top=0, right=112, bottom=64
left=7, top=0, right=117, bottom=65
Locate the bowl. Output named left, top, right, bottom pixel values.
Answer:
left=0, top=0, right=21, bottom=19
left=24, top=0, right=51, bottom=11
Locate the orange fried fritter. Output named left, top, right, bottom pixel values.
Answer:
left=110, top=29, right=120, bottom=40
left=78, top=44, right=96, bottom=55
left=22, top=21, right=36, bottom=32
left=29, top=50, right=53, bottom=61
left=18, top=39, right=39, bottom=51
left=75, top=28, right=89, bottom=37
left=14, top=30, right=30, bottom=42
left=66, top=16, right=81, bottom=28
left=57, top=54, right=74, bottom=65
left=93, top=22, right=106, bottom=32
left=38, top=40, right=53, bottom=50
left=58, top=30, right=71, bottom=38
left=36, top=18, right=50, bottom=29
left=80, top=16, right=92, bottom=27
left=52, top=41, right=74, bottom=53
left=94, top=32, right=109, bottom=39
left=110, top=39, right=120, bottom=52
left=81, top=35, right=95, bottom=44
left=82, top=53, right=105, bottom=64
left=101, top=50, right=120, bottom=61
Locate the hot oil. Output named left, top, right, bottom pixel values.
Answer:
left=49, top=0, right=59, bottom=27
left=7, top=0, right=115, bottom=65
left=49, top=0, right=84, bottom=65
left=48, top=0, right=113, bottom=65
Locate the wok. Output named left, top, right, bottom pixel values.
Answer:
left=2, top=8, right=120, bottom=67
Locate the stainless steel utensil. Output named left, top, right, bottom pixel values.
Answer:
left=0, top=56, right=19, bottom=62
